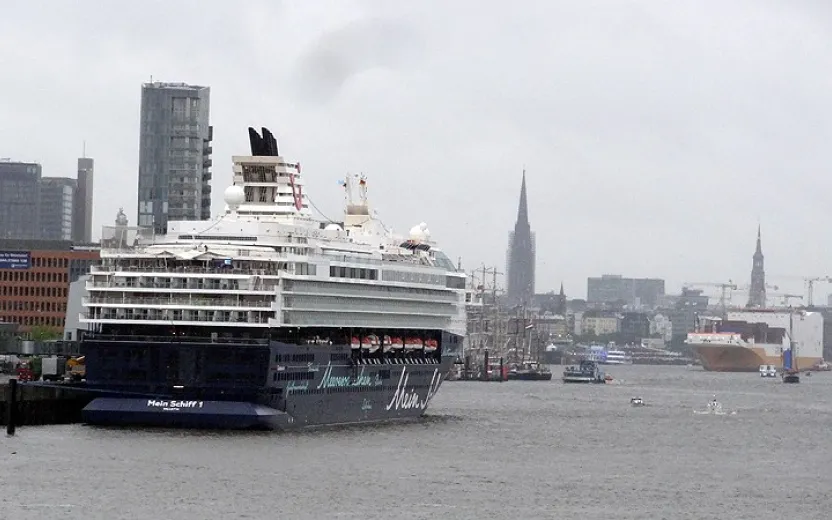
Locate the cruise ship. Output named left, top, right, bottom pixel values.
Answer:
left=685, top=309, right=823, bottom=372
left=78, top=127, right=467, bottom=429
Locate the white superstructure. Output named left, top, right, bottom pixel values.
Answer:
left=603, top=350, right=633, bottom=365
left=80, top=135, right=467, bottom=342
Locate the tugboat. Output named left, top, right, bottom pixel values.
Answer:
left=562, top=359, right=606, bottom=383
left=507, top=361, right=553, bottom=381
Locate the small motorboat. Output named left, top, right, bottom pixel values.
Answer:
left=694, top=395, right=736, bottom=415
left=759, top=364, right=777, bottom=378
left=630, top=397, right=644, bottom=406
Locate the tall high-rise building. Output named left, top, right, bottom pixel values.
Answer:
left=40, top=177, right=77, bottom=240
left=73, top=157, right=94, bottom=243
left=747, top=225, right=766, bottom=308
left=0, top=160, right=42, bottom=239
left=137, top=81, right=213, bottom=235
left=505, top=171, right=535, bottom=305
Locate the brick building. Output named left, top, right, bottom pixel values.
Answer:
left=0, top=240, right=98, bottom=333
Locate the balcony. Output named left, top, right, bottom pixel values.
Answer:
left=82, top=312, right=271, bottom=326
left=84, top=295, right=274, bottom=309
left=90, top=264, right=282, bottom=276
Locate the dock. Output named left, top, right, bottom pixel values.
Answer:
left=1, top=378, right=92, bottom=428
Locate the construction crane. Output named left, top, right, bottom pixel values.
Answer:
left=804, top=277, right=832, bottom=307
left=767, top=293, right=803, bottom=307
left=770, top=275, right=832, bottom=307
left=734, top=283, right=780, bottom=307
left=682, top=281, right=737, bottom=313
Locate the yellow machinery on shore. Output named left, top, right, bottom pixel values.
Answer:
left=66, top=356, right=85, bottom=381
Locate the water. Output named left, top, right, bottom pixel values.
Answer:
left=2, top=365, right=831, bottom=519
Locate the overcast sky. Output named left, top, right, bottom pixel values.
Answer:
left=1, top=0, right=830, bottom=302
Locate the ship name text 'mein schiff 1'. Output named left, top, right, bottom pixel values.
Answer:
left=78, top=127, right=466, bottom=429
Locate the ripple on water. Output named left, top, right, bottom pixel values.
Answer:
left=2, top=366, right=832, bottom=519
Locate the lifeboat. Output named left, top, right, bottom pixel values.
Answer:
left=391, top=337, right=404, bottom=350
left=404, top=337, right=423, bottom=351
left=362, top=335, right=380, bottom=353
left=382, top=335, right=393, bottom=353
left=424, top=339, right=438, bottom=352
left=350, top=336, right=361, bottom=349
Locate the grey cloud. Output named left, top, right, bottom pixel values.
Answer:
left=289, top=17, right=422, bottom=103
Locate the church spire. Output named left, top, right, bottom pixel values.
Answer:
left=555, top=281, right=567, bottom=315
left=516, top=169, right=528, bottom=224
left=755, top=223, right=762, bottom=255
left=748, top=225, right=766, bottom=307
left=506, top=169, right=535, bottom=305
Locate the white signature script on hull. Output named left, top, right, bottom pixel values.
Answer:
left=316, top=363, right=383, bottom=390
left=146, top=399, right=204, bottom=411
left=386, top=367, right=443, bottom=411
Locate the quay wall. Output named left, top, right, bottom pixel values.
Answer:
left=1, top=382, right=92, bottom=426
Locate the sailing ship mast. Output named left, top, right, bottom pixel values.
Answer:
left=783, top=307, right=801, bottom=383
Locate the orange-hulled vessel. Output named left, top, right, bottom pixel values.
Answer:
left=685, top=309, right=824, bottom=372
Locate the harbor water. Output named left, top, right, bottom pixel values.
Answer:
left=2, top=365, right=831, bottom=519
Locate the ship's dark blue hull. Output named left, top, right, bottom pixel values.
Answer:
left=83, top=398, right=291, bottom=429
left=79, top=337, right=456, bottom=430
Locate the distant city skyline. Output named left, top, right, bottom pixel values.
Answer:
left=0, top=159, right=94, bottom=243
left=2, top=2, right=831, bottom=302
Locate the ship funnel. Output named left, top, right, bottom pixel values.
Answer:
left=247, top=127, right=280, bottom=156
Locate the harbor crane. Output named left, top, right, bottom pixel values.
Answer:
left=767, top=293, right=803, bottom=307
left=682, top=281, right=737, bottom=313
left=770, top=275, right=832, bottom=307
left=804, top=277, right=832, bottom=307
left=733, top=283, right=780, bottom=306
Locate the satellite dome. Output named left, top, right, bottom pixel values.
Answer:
left=409, top=222, right=429, bottom=243
left=223, top=185, right=246, bottom=209
left=324, top=223, right=343, bottom=232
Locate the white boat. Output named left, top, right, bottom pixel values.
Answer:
left=603, top=349, right=633, bottom=365
left=759, top=364, right=777, bottom=377
left=630, top=397, right=644, bottom=406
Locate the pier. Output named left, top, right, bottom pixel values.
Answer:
left=2, top=378, right=92, bottom=430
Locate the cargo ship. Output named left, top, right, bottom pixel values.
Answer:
left=77, top=127, right=466, bottom=429
left=685, top=309, right=823, bottom=372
